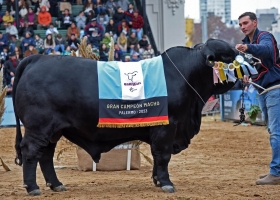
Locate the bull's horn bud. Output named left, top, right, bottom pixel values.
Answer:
left=22, top=184, right=28, bottom=188
left=46, top=183, right=52, bottom=187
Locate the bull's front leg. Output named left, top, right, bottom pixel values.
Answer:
left=39, top=142, right=66, bottom=192
left=150, top=125, right=176, bottom=193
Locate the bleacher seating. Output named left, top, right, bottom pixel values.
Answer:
left=71, top=5, right=83, bottom=17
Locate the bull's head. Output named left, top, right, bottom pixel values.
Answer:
left=196, top=39, right=237, bottom=67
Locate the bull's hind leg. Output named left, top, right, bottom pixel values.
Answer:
left=39, top=142, right=66, bottom=192
left=150, top=125, right=176, bottom=193
left=20, top=127, right=54, bottom=196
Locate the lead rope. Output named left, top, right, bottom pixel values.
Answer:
left=234, top=80, right=246, bottom=126
left=165, top=51, right=206, bottom=105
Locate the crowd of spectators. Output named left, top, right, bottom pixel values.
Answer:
left=0, top=0, right=155, bottom=89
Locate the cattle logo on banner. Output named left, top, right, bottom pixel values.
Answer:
left=97, top=56, right=169, bottom=128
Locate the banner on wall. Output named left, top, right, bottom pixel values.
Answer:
left=1, top=97, right=21, bottom=126
left=222, top=89, right=264, bottom=123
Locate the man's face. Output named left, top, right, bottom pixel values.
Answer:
left=238, top=16, right=257, bottom=36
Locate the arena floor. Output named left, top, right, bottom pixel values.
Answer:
left=0, top=118, right=279, bottom=200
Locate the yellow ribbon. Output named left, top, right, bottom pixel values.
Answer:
left=233, top=60, right=243, bottom=78
left=218, top=62, right=227, bottom=81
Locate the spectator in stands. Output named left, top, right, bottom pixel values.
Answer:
left=123, top=9, right=144, bottom=41
left=124, top=55, right=130, bottom=62
left=49, top=0, right=58, bottom=17
left=62, top=45, right=71, bottom=55
left=38, top=6, right=52, bottom=29
left=97, top=11, right=109, bottom=31
left=9, top=35, right=20, bottom=53
left=4, top=52, right=19, bottom=85
left=21, top=31, right=36, bottom=52
left=75, top=11, right=86, bottom=30
left=26, top=7, right=37, bottom=30
left=117, top=18, right=129, bottom=36
left=68, top=33, right=80, bottom=51
left=99, top=43, right=108, bottom=61
left=56, top=9, right=73, bottom=29
left=13, top=17, right=25, bottom=32
left=127, top=32, right=138, bottom=53
left=117, top=32, right=127, bottom=53
left=7, top=0, right=16, bottom=17
left=34, top=0, right=50, bottom=14
left=84, top=18, right=103, bottom=37
left=106, top=19, right=117, bottom=42
left=114, top=43, right=123, bottom=61
left=130, top=44, right=139, bottom=58
left=54, top=33, right=66, bottom=53
left=19, top=3, right=28, bottom=18
left=44, top=33, right=55, bottom=54
left=83, top=0, right=94, bottom=16
left=0, top=0, right=3, bottom=12
left=85, top=10, right=96, bottom=24
left=59, top=0, right=72, bottom=15
left=20, top=22, right=34, bottom=38
left=131, top=53, right=139, bottom=62
left=6, top=77, right=14, bottom=96
left=101, top=32, right=111, bottom=48
left=3, top=10, right=14, bottom=26
left=117, top=0, right=129, bottom=12
left=66, top=22, right=80, bottom=40
left=35, top=33, right=44, bottom=53
left=5, top=21, right=18, bottom=39
left=14, top=46, right=24, bottom=61
left=46, top=22, right=59, bottom=37
left=138, top=34, right=148, bottom=54
left=125, top=3, right=134, bottom=25
left=113, top=7, right=125, bottom=28
left=0, top=32, right=8, bottom=53
left=142, top=44, right=154, bottom=59
left=105, top=0, right=117, bottom=17
left=24, top=43, right=39, bottom=57
left=87, top=28, right=101, bottom=48
left=0, top=47, right=8, bottom=64
left=95, top=0, right=106, bottom=15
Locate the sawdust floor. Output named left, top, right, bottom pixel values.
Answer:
left=0, top=118, right=279, bottom=200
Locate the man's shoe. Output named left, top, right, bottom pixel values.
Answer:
left=259, top=174, right=268, bottom=179
left=256, top=174, right=280, bottom=185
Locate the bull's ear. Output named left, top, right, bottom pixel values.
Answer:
left=206, top=54, right=215, bottom=67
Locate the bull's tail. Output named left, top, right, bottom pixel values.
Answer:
left=13, top=56, right=37, bottom=166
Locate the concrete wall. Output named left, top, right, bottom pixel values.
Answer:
left=145, top=0, right=185, bottom=53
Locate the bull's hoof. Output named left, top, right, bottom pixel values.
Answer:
left=161, top=185, right=176, bottom=193
left=52, top=185, right=67, bottom=192
left=28, top=189, right=41, bottom=196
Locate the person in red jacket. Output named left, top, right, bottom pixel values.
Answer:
left=122, top=9, right=143, bottom=40
left=38, top=6, right=52, bottom=30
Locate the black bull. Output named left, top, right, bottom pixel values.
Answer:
left=13, top=39, right=237, bottom=195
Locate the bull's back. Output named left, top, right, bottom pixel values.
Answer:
left=15, top=55, right=100, bottom=129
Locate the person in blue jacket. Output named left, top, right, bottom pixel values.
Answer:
left=236, top=12, right=280, bottom=185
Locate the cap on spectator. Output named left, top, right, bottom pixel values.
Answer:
left=0, top=32, right=2, bottom=34
left=91, top=18, right=97, bottom=22
left=26, top=31, right=31, bottom=35
left=28, top=43, right=35, bottom=47
left=9, top=52, right=16, bottom=57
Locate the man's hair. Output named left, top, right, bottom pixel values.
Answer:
left=238, top=12, right=257, bottom=21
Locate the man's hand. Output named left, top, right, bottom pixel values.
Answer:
left=10, top=72, right=14, bottom=76
left=235, top=44, right=248, bottom=52
left=243, top=75, right=249, bottom=83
